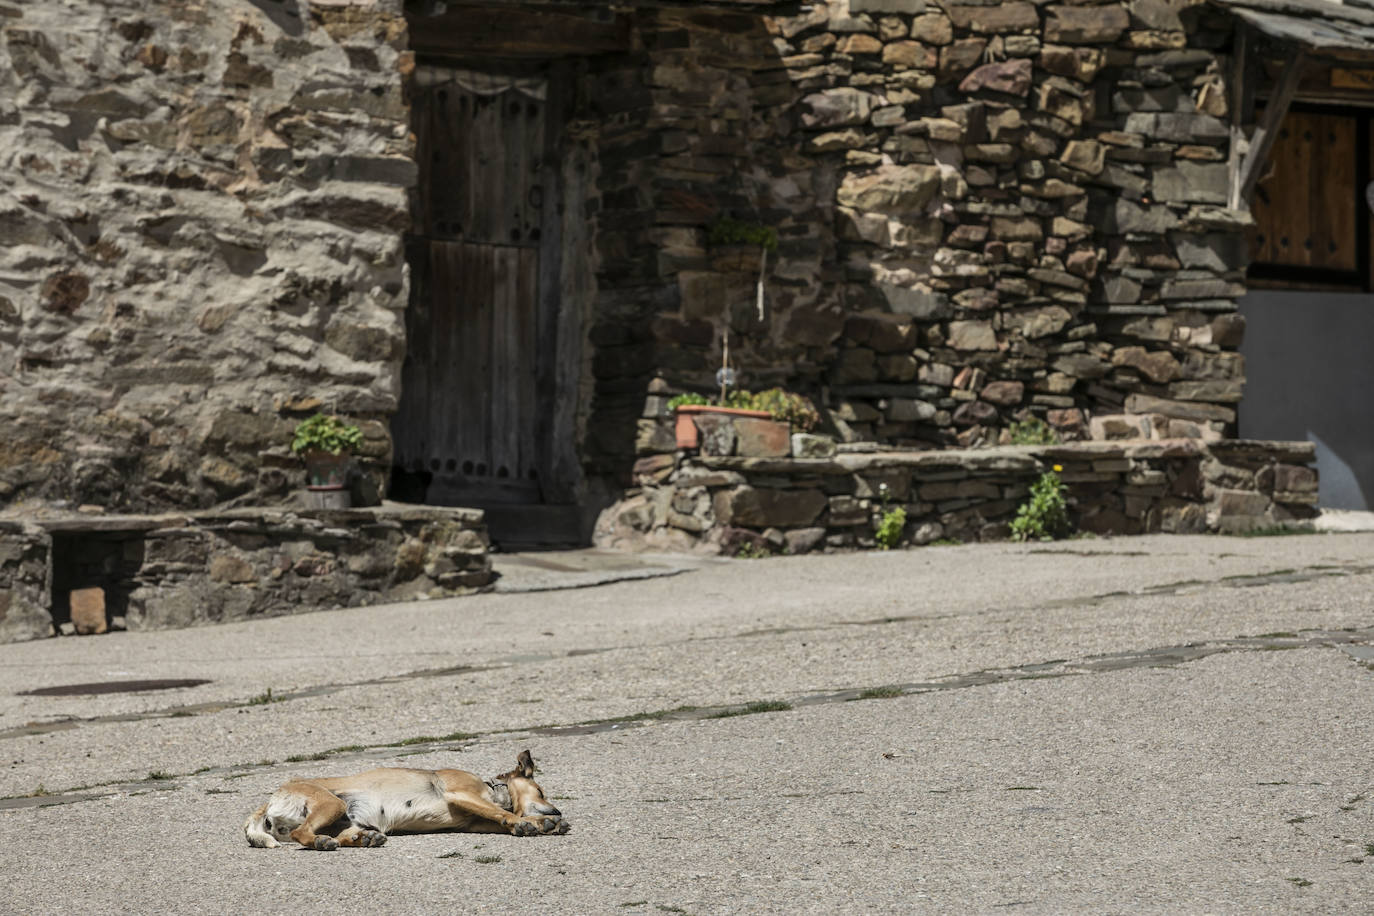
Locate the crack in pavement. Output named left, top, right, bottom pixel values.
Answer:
left=6, top=623, right=1374, bottom=812
left=5, top=561, right=1371, bottom=742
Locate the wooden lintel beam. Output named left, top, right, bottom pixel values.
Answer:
left=1234, top=48, right=1308, bottom=207
left=408, top=6, right=632, bottom=59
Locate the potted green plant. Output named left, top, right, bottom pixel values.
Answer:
left=669, top=388, right=819, bottom=454
left=291, top=414, right=363, bottom=499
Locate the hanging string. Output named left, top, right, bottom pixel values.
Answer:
left=755, top=245, right=767, bottom=323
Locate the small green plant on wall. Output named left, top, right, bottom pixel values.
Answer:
left=667, top=388, right=819, bottom=432
left=707, top=216, right=778, bottom=253
left=1008, top=416, right=1060, bottom=446
left=666, top=392, right=710, bottom=410
left=1010, top=464, right=1072, bottom=542
left=291, top=414, right=363, bottom=455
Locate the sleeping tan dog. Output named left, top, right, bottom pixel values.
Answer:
left=244, top=749, right=569, bottom=849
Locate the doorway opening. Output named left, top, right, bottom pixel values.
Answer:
left=390, top=60, right=582, bottom=545
left=1241, top=102, right=1374, bottom=510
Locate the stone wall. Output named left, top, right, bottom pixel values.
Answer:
left=598, top=439, right=1319, bottom=554
left=0, top=505, right=491, bottom=644
left=0, top=0, right=413, bottom=511
left=586, top=0, right=1251, bottom=482
left=2, top=0, right=1264, bottom=525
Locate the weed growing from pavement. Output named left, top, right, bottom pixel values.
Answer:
left=474, top=855, right=502, bottom=864
left=247, top=688, right=284, bottom=706
left=619, top=903, right=649, bottom=909
left=579, top=705, right=700, bottom=726
left=857, top=686, right=904, bottom=700
left=709, top=700, right=792, bottom=719
left=438, top=851, right=465, bottom=859
left=145, top=770, right=174, bottom=781
left=384, top=730, right=477, bottom=748
left=1287, top=877, right=1312, bottom=888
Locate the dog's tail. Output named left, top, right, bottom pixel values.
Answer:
left=244, top=803, right=279, bottom=848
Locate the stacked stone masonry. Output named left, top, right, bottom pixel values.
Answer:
left=0, top=0, right=1311, bottom=550
left=599, top=439, right=1320, bottom=554
left=624, top=0, right=1250, bottom=469
left=0, top=0, right=413, bottom=510
left=0, top=506, right=491, bottom=645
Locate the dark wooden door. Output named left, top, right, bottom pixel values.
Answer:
left=396, top=69, right=554, bottom=505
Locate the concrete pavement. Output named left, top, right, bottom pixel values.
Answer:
left=3, top=533, right=1374, bottom=913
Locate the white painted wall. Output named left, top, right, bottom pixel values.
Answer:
left=1239, top=290, right=1374, bottom=510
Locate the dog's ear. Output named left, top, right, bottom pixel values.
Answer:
left=516, top=749, right=535, bottom=778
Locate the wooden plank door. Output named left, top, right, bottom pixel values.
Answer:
left=395, top=68, right=551, bottom=505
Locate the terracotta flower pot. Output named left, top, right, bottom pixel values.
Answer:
left=673, top=404, right=773, bottom=450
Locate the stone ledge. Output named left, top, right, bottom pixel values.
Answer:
left=598, top=438, right=1320, bottom=553
left=0, top=503, right=493, bottom=645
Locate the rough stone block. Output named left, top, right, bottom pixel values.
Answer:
left=1112, top=346, right=1180, bottom=383
left=800, top=88, right=879, bottom=129
left=714, top=486, right=828, bottom=528
left=827, top=495, right=870, bottom=526
left=887, top=398, right=937, bottom=422
left=837, top=164, right=943, bottom=214
left=735, top=418, right=792, bottom=458
left=1045, top=5, right=1130, bottom=43
left=980, top=380, right=1024, bottom=405
left=1152, top=163, right=1228, bottom=204
left=959, top=58, right=1032, bottom=96
left=792, top=434, right=838, bottom=459
left=209, top=555, right=255, bottom=584
left=945, top=3, right=1038, bottom=33
left=947, top=320, right=998, bottom=351
left=694, top=414, right=738, bottom=457
left=784, top=526, right=828, bottom=554
left=851, top=0, right=926, bottom=12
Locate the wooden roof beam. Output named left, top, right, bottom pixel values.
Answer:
left=407, top=4, right=633, bottom=59
left=1230, top=30, right=1308, bottom=208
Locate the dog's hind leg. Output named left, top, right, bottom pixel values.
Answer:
left=287, top=787, right=348, bottom=851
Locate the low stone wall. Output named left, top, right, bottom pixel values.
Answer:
left=0, top=504, right=491, bottom=644
left=597, top=439, right=1318, bottom=554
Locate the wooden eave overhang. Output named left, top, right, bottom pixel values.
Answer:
left=1212, top=0, right=1374, bottom=205
left=1219, top=0, right=1374, bottom=63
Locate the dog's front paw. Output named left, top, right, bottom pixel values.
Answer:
left=537, top=816, right=571, bottom=835
left=311, top=836, right=339, bottom=851
left=510, top=820, right=538, bottom=837
left=358, top=829, right=387, bottom=847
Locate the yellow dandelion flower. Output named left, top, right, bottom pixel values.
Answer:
left=1052, top=464, right=1063, bottom=472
